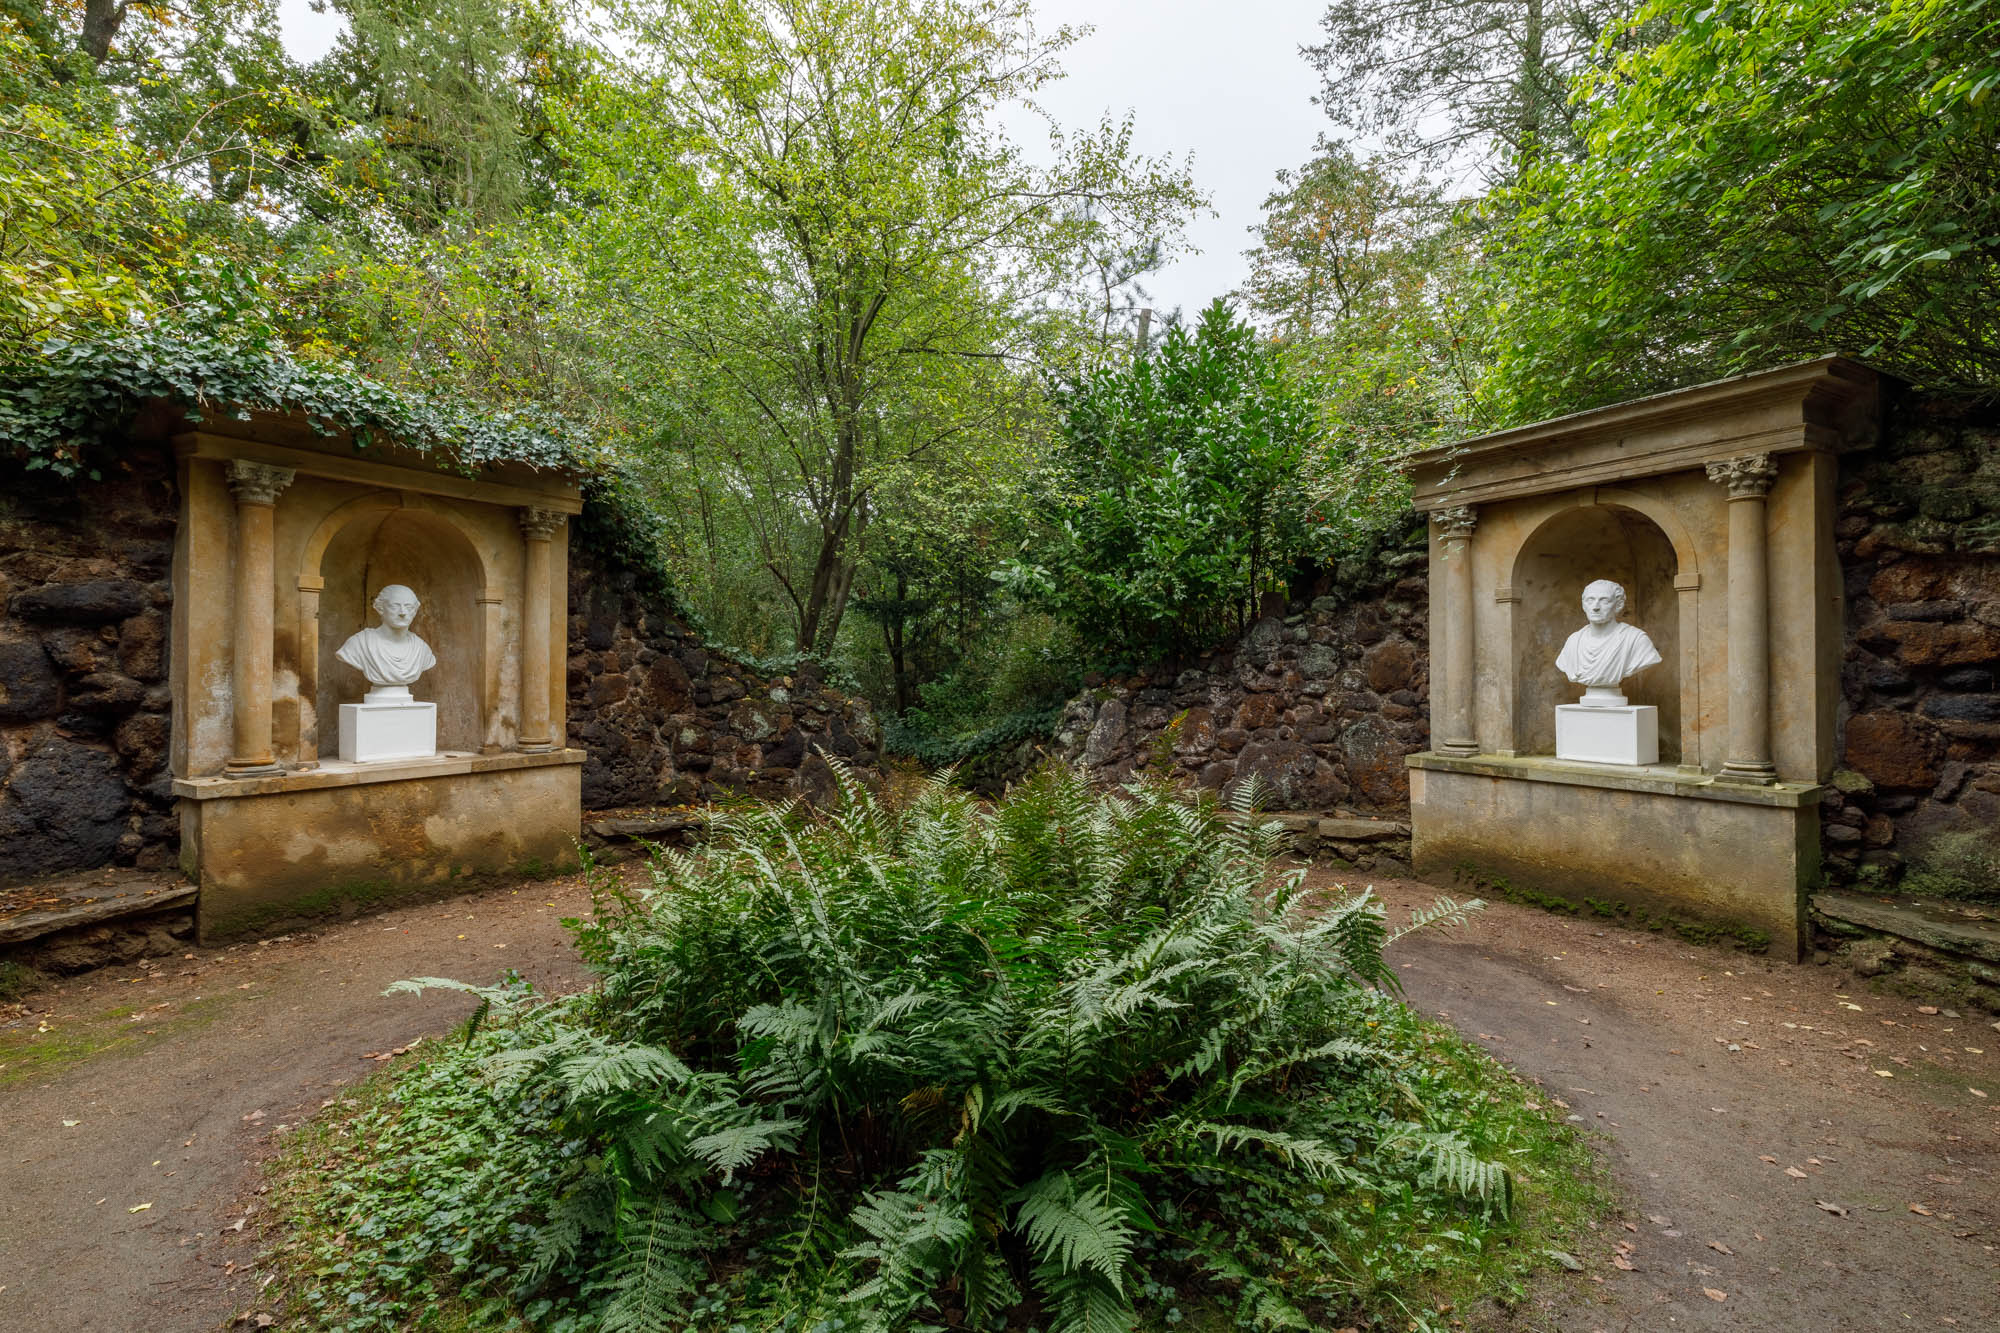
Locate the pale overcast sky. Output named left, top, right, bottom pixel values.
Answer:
left=275, top=1, right=1331, bottom=322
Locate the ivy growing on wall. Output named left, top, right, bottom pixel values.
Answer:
left=0, top=322, right=693, bottom=610
left=0, top=322, right=598, bottom=479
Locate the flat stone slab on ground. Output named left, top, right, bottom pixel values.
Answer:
left=0, top=869, right=196, bottom=946
left=1813, top=889, right=2000, bottom=965
left=1319, top=816, right=1410, bottom=842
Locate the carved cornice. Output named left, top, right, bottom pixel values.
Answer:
left=224, top=459, right=295, bottom=507
left=1705, top=453, right=1778, bottom=500
left=1434, top=505, right=1478, bottom=539
left=518, top=506, right=566, bottom=541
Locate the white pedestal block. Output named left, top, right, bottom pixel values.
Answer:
left=1555, top=704, right=1658, bottom=766
left=339, top=696, right=438, bottom=763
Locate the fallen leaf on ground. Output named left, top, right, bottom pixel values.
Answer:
left=1647, top=1213, right=1672, bottom=1226
left=1702, top=1288, right=1727, bottom=1302
left=1708, top=1241, right=1733, bottom=1255
left=61, top=1119, right=78, bottom=1128
left=1909, top=1204, right=1934, bottom=1216
left=128, top=1203, right=151, bottom=1213
left=1814, top=1201, right=1850, bottom=1217
left=1785, top=1166, right=1808, bottom=1178
left=1611, top=1254, right=1635, bottom=1270
left=1919, top=1005, right=1938, bottom=1015
left=1547, top=1250, right=1583, bottom=1272
left=1873, top=1069, right=1895, bottom=1078
left=1758, top=1155, right=1777, bottom=1164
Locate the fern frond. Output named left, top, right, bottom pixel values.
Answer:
left=1012, top=1170, right=1135, bottom=1290
left=1387, top=895, right=1486, bottom=945
left=1386, top=1126, right=1513, bottom=1214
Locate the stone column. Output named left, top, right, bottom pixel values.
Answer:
left=224, top=460, right=295, bottom=774
left=1706, top=454, right=1779, bottom=783
left=517, top=507, right=565, bottom=752
left=1435, top=505, right=1480, bottom=757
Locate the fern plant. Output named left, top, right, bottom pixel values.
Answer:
left=375, top=760, right=1502, bottom=1331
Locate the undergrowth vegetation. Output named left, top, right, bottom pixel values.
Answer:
left=270, top=765, right=1603, bottom=1331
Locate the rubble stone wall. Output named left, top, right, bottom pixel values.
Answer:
left=1051, top=552, right=1431, bottom=817
left=1826, top=393, right=2000, bottom=899
left=564, top=556, right=879, bottom=811
left=0, top=447, right=178, bottom=882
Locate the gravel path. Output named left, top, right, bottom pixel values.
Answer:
left=1362, top=872, right=2000, bottom=1331
left=1, top=866, right=1994, bottom=1332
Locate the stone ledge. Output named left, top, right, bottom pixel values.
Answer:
left=1813, top=891, right=2000, bottom=967
left=1407, top=751, right=1823, bottom=808
left=0, top=873, right=196, bottom=946
left=587, top=812, right=708, bottom=842
left=173, top=748, right=586, bottom=801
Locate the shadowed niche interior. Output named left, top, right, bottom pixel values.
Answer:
left=315, top=508, right=485, bottom=756
left=1513, top=505, right=1680, bottom=762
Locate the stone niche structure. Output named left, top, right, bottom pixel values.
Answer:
left=1405, top=358, right=1884, bottom=958
left=168, top=420, right=584, bottom=939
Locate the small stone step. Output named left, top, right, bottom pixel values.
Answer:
left=586, top=812, right=708, bottom=842
left=1319, top=817, right=1410, bottom=843
left=1812, top=891, right=2000, bottom=966
left=0, top=871, right=197, bottom=947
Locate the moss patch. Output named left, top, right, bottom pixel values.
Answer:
left=0, top=991, right=235, bottom=1089
left=202, top=856, right=582, bottom=942
left=1462, top=866, right=1772, bottom=953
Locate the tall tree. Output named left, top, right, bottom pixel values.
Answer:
left=561, top=0, right=1199, bottom=655
left=1306, top=0, right=1632, bottom=181
left=1481, top=0, right=2000, bottom=420
left=1240, top=138, right=1488, bottom=555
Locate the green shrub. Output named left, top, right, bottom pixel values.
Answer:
left=273, top=766, right=1598, bottom=1331
left=1000, top=300, right=1316, bottom=664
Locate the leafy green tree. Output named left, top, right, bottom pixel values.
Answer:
left=1001, top=300, right=1316, bottom=663
left=1482, top=0, right=2000, bottom=419
left=0, top=5, right=313, bottom=352
left=1307, top=0, right=1632, bottom=180
left=558, top=0, right=1200, bottom=656
left=1241, top=138, right=1488, bottom=559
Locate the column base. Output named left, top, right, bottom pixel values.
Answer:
left=1715, top=761, right=1779, bottom=786
left=1436, top=740, right=1480, bottom=758
left=225, top=759, right=283, bottom=777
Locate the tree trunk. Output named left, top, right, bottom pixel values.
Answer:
left=80, top=0, right=130, bottom=65
left=1519, top=0, right=1547, bottom=161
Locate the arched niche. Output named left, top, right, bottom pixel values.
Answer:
left=314, top=505, right=486, bottom=757
left=1512, top=504, right=1682, bottom=762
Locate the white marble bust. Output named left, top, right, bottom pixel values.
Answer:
left=337, top=584, right=437, bottom=696
left=1555, top=579, right=1661, bottom=704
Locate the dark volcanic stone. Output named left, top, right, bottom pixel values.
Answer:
left=67, top=671, right=146, bottom=714
left=1884, top=599, right=1966, bottom=622
left=12, top=579, right=150, bottom=623
left=1, top=735, right=129, bottom=876
left=0, top=632, right=61, bottom=720
left=1922, top=694, right=2000, bottom=723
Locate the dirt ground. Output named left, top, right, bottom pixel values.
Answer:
left=1, top=867, right=1995, bottom=1333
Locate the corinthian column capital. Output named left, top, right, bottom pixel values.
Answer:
left=224, top=459, right=295, bottom=507
left=1434, top=505, right=1478, bottom=539
left=1705, top=454, right=1777, bottom=500
left=518, top=506, right=566, bottom=541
